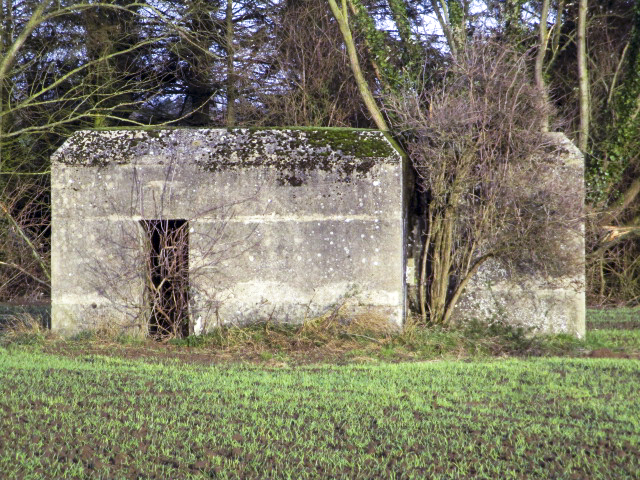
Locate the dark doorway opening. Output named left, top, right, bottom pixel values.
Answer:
left=140, top=219, right=189, bottom=338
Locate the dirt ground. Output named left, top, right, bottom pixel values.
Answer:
left=38, top=340, right=378, bottom=366
left=34, top=338, right=640, bottom=367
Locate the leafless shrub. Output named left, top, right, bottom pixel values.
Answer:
left=586, top=220, right=640, bottom=306
left=256, top=0, right=370, bottom=128
left=0, top=178, right=50, bottom=301
left=79, top=167, right=263, bottom=340
left=386, top=40, right=581, bottom=324
left=140, top=219, right=190, bottom=339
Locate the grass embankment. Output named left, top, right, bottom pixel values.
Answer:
left=0, top=351, right=638, bottom=479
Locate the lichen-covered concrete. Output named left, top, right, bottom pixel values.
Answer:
left=451, top=133, right=586, bottom=337
left=51, top=128, right=407, bottom=334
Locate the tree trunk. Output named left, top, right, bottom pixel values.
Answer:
left=442, top=253, right=492, bottom=325
left=226, top=0, right=235, bottom=127
left=577, top=0, right=589, bottom=151
left=535, top=0, right=550, bottom=132
left=419, top=207, right=433, bottom=323
left=328, top=0, right=389, bottom=131
left=430, top=0, right=457, bottom=58
left=429, top=214, right=448, bottom=322
left=0, top=0, right=6, bottom=172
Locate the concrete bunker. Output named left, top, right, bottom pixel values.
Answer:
left=51, top=128, right=408, bottom=336
left=51, top=127, right=585, bottom=337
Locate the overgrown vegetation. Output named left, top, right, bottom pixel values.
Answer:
left=2, top=309, right=638, bottom=363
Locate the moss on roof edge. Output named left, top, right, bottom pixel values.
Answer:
left=52, top=127, right=407, bottom=166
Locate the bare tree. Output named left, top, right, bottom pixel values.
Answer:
left=77, top=162, right=263, bottom=340
left=0, top=0, right=245, bottom=301
left=0, top=1, right=175, bottom=300
left=0, top=178, right=49, bottom=300
left=387, top=41, right=581, bottom=324
left=258, top=0, right=370, bottom=128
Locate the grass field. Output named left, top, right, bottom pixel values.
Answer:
left=0, top=309, right=638, bottom=479
left=1, top=351, right=639, bottom=479
left=587, top=307, right=640, bottom=329
left=585, top=308, right=640, bottom=355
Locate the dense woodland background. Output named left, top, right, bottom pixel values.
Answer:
left=1, top=0, right=638, bottom=310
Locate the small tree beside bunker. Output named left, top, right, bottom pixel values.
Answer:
left=390, top=42, right=585, bottom=335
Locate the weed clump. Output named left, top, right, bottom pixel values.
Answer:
left=169, top=312, right=395, bottom=354
left=0, top=314, right=49, bottom=348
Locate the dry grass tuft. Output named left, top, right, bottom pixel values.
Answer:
left=179, top=309, right=397, bottom=357
left=0, top=313, right=55, bottom=346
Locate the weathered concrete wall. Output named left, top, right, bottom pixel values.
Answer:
left=51, top=128, right=407, bottom=335
left=451, top=133, right=586, bottom=336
